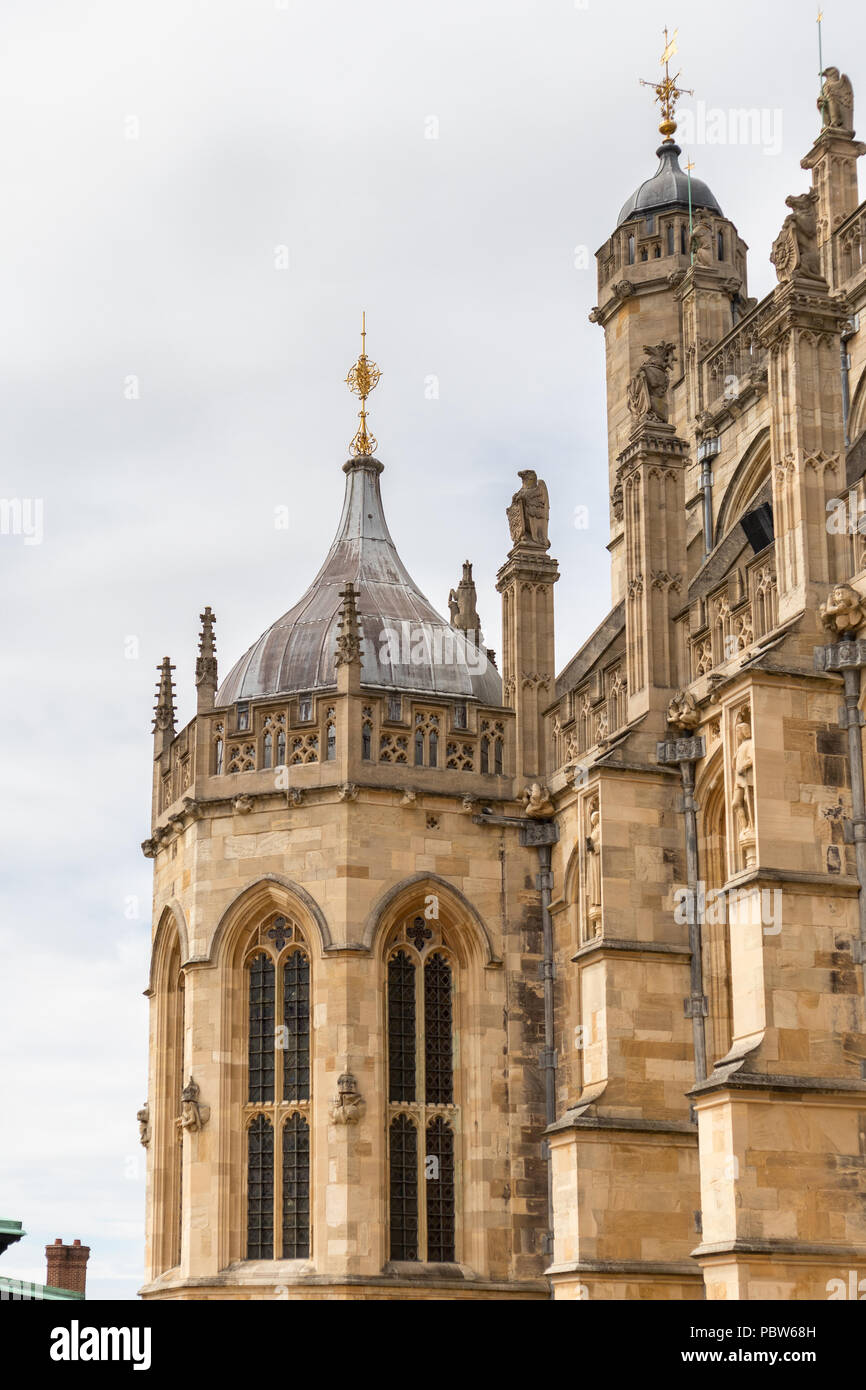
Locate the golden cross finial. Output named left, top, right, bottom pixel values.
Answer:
left=345, top=311, right=382, bottom=457
left=639, top=25, right=694, bottom=143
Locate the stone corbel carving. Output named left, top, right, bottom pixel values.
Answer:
left=288, top=787, right=304, bottom=806
left=460, top=794, right=476, bottom=814
left=137, top=1102, right=151, bottom=1147
left=400, top=788, right=418, bottom=807
left=667, top=690, right=700, bottom=734
left=328, top=1072, right=366, bottom=1125
left=820, top=583, right=866, bottom=637
left=339, top=783, right=359, bottom=802
left=522, top=783, right=554, bottom=819
left=233, top=794, right=254, bottom=814
left=180, top=1077, right=210, bottom=1133
left=141, top=839, right=157, bottom=859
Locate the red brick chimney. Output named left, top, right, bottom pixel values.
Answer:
left=45, top=1238, right=90, bottom=1296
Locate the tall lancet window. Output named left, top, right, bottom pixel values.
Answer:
left=386, top=927, right=457, bottom=1264
left=245, top=918, right=311, bottom=1260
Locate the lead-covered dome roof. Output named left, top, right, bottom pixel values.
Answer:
left=617, top=141, right=722, bottom=226
left=217, top=457, right=502, bottom=707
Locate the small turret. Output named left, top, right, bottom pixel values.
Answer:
left=152, top=657, right=176, bottom=756
left=195, top=606, right=218, bottom=712
left=335, top=582, right=363, bottom=669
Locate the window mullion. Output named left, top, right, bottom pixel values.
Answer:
left=416, top=960, right=428, bottom=1261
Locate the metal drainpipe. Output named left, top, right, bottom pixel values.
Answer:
left=534, top=840, right=557, bottom=1265
left=658, top=733, right=708, bottom=1090
left=680, top=758, right=708, bottom=1085
left=815, top=644, right=866, bottom=1033
left=700, top=461, right=714, bottom=563
left=841, top=321, right=854, bottom=449
left=841, top=667, right=866, bottom=1009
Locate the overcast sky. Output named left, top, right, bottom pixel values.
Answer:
left=1, top=0, right=863, bottom=1300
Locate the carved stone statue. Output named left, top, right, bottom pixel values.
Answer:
left=731, top=712, right=755, bottom=835
left=667, top=690, right=700, bottom=734
left=522, top=782, right=554, bottom=819
left=448, top=560, right=482, bottom=634
left=770, top=190, right=823, bottom=283
left=137, top=1102, right=150, bottom=1147
left=180, top=1077, right=209, bottom=1133
left=507, top=470, right=550, bottom=550
left=626, top=342, right=677, bottom=429
left=819, top=67, right=854, bottom=134
left=820, top=583, right=866, bottom=636
left=585, top=804, right=601, bottom=912
left=611, top=478, right=623, bottom=523
left=328, top=1072, right=366, bottom=1126
left=690, top=218, right=714, bottom=268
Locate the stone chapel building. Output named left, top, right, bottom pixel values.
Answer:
left=139, top=60, right=866, bottom=1300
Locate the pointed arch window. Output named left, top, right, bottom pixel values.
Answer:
left=263, top=732, right=273, bottom=769
left=281, top=1112, right=310, bottom=1258
left=247, top=1115, right=274, bottom=1259
left=326, top=708, right=336, bottom=761
left=277, top=728, right=286, bottom=765
left=386, top=939, right=457, bottom=1263
left=389, top=1115, right=419, bottom=1261
left=213, top=725, right=224, bottom=776
left=245, top=927, right=311, bottom=1260
left=425, top=1116, right=455, bottom=1262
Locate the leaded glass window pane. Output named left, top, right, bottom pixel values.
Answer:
left=424, top=953, right=453, bottom=1105
left=480, top=735, right=489, bottom=774
left=247, top=1114, right=274, bottom=1259
left=389, top=1115, right=418, bottom=1261
left=414, top=729, right=424, bottom=765
left=263, top=732, right=273, bottom=769
left=426, top=1117, right=456, bottom=1262
left=388, top=951, right=416, bottom=1102
left=277, top=730, right=286, bottom=765
left=248, top=953, right=275, bottom=1103
left=282, top=950, right=310, bottom=1102
left=494, top=739, right=503, bottom=776
left=281, top=1113, right=310, bottom=1259
left=428, top=730, right=438, bottom=767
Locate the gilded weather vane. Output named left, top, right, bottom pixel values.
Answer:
left=345, top=312, right=382, bottom=457
left=639, top=26, right=693, bottom=143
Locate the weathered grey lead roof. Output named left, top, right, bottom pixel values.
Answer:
left=217, top=457, right=502, bottom=706
left=617, top=142, right=722, bottom=226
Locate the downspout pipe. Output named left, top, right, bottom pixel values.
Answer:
left=815, top=642, right=866, bottom=1051
left=841, top=318, right=856, bottom=450
left=680, top=757, right=708, bottom=1085
left=657, top=731, right=708, bottom=1090
left=519, top=819, right=560, bottom=1260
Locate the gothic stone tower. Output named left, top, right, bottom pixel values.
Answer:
left=545, top=55, right=866, bottom=1301
left=139, top=337, right=560, bottom=1300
